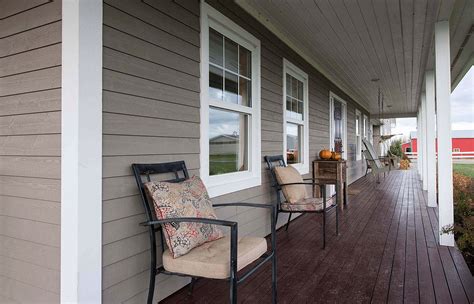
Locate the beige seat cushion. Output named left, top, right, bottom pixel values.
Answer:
left=274, top=166, right=307, bottom=203
left=281, top=197, right=333, bottom=212
left=163, top=236, right=267, bottom=279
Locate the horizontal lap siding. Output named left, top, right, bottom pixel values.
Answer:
left=102, top=0, right=369, bottom=302
left=0, top=0, right=61, bottom=303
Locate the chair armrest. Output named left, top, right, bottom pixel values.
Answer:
left=140, top=217, right=237, bottom=228
left=279, top=182, right=322, bottom=186
left=213, top=202, right=274, bottom=210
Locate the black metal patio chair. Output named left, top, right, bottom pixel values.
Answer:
left=264, top=155, right=338, bottom=249
left=132, top=161, right=277, bottom=304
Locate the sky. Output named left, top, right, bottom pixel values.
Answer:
left=392, top=66, right=474, bottom=142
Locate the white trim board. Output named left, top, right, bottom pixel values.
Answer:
left=200, top=2, right=262, bottom=197
left=61, top=0, right=103, bottom=302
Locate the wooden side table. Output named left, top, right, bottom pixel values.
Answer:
left=312, top=159, right=348, bottom=209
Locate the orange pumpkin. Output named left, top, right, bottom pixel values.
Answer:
left=319, top=149, right=332, bottom=159
left=331, top=152, right=341, bottom=161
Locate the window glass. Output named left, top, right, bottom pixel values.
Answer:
left=209, top=108, right=248, bottom=176
left=285, top=75, right=304, bottom=121
left=209, top=29, right=223, bottom=66
left=209, top=65, right=223, bottom=100
left=286, top=123, right=301, bottom=164
left=208, top=29, right=252, bottom=108
left=224, top=39, right=238, bottom=73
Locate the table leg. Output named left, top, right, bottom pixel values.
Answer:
left=343, top=181, right=348, bottom=206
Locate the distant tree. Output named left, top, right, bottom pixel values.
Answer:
left=389, top=139, right=403, bottom=158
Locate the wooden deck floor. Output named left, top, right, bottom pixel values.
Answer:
left=161, top=169, right=473, bottom=304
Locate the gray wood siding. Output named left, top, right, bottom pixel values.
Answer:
left=0, top=0, right=61, bottom=303
left=101, top=0, right=369, bottom=302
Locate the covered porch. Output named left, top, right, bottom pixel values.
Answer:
left=162, top=169, right=474, bottom=303
left=1, top=0, right=473, bottom=303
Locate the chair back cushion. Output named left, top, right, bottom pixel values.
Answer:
left=274, top=165, right=307, bottom=203
left=144, top=176, right=223, bottom=258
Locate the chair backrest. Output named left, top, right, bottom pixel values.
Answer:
left=264, top=155, right=287, bottom=188
left=362, top=139, right=384, bottom=168
left=132, top=161, right=189, bottom=223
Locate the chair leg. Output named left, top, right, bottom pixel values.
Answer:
left=147, top=231, right=157, bottom=304
left=230, top=227, right=238, bottom=304
left=285, top=213, right=292, bottom=231
left=271, top=253, right=277, bottom=304
left=336, top=202, right=339, bottom=236
left=188, top=277, right=197, bottom=296
left=271, top=203, right=277, bottom=304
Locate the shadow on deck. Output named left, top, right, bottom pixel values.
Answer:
left=162, top=169, right=473, bottom=303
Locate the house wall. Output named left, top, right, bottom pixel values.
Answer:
left=0, top=1, right=62, bottom=303
left=101, top=0, right=369, bottom=302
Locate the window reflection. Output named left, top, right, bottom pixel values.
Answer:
left=209, top=108, right=248, bottom=176
left=286, top=123, right=301, bottom=164
left=208, top=27, right=252, bottom=107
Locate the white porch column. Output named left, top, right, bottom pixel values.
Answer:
left=418, top=105, right=425, bottom=181
left=61, top=0, right=103, bottom=302
left=416, top=111, right=421, bottom=179
left=435, top=21, right=454, bottom=246
left=425, top=71, right=437, bottom=207
left=421, top=93, right=428, bottom=191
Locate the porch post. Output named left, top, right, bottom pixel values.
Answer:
left=416, top=111, right=421, bottom=179
left=425, top=71, right=437, bottom=207
left=418, top=105, right=425, bottom=181
left=435, top=21, right=454, bottom=246
left=421, top=93, right=428, bottom=191
left=61, top=0, right=103, bottom=302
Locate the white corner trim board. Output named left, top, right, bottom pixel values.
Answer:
left=61, top=0, right=103, bottom=302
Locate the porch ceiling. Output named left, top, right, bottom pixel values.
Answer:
left=236, top=0, right=469, bottom=117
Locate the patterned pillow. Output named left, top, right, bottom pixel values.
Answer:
left=144, top=176, right=223, bottom=258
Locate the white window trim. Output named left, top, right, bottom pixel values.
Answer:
left=363, top=114, right=368, bottom=139
left=282, top=59, right=309, bottom=174
left=200, top=2, right=261, bottom=198
left=329, top=91, right=348, bottom=160
left=355, top=109, right=362, bottom=160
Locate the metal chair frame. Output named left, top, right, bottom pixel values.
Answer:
left=264, top=155, right=338, bottom=249
left=132, top=161, right=277, bottom=304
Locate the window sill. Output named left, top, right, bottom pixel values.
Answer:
left=205, top=173, right=261, bottom=198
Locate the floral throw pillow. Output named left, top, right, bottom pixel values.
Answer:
left=144, top=176, right=223, bottom=258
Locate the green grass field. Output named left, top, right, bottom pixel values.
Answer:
left=453, top=164, right=474, bottom=178
left=209, top=154, right=238, bottom=175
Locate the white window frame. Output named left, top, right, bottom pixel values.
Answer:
left=200, top=3, right=261, bottom=198
left=355, top=109, right=362, bottom=160
left=282, top=59, right=309, bottom=174
left=329, top=92, right=348, bottom=160
left=363, top=114, right=368, bottom=139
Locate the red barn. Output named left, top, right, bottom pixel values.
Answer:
left=403, top=130, right=474, bottom=158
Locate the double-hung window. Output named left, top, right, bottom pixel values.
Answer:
left=283, top=59, right=309, bottom=174
left=355, top=109, right=362, bottom=160
left=200, top=3, right=261, bottom=197
left=363, top=114, right=368, bottom=139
